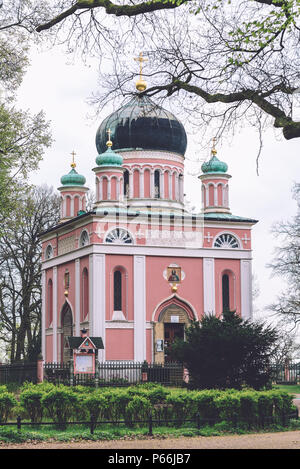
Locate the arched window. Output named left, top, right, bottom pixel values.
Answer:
left=47, top=279, right=53, bottom=327
left=79, top=230, right=89, bottom=247
left=222, top=274, right=230, bottom=312
left=124, top=169, right=129, bottom=196
left=105, top=228, right=133, bottom=244
left=45, top=245, right=53, bottom=260
left=81, top=268, right=89, bottom=321
left=61, top=302, right=73, bottom=363
left=154, top=169, right=160, bottom=198
left=214, top=233, right=239, bottom=249
left=114, top=270, right=122, bottom=311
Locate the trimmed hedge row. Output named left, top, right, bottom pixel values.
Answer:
left=0, top=382, right=297, bottom=430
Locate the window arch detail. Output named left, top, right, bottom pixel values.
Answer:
left=45, top=244, right=54, bottom=259
left=105, top=228, right=133, bottom=244
left=214, top=233, right=239, bottom=249
left=79, top=229, right=89, bottom=247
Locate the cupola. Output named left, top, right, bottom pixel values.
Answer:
left=58, top=151, right=89, bottom=222
left=199, top=139, right=231, bottom=214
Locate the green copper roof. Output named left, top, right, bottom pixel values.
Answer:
left=95, top=147, right=123, bottom=167
left=60, top=167, right=86, bottom=186
left=201, top=155, right=228, bottom=174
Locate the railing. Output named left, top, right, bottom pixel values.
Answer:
left=0, top=362, right=37, bottom=385
left=1, top=409, right=298, bottom=436
left=270, top=360, right=300, bottom=384
left=44, top=361, right=185, bottom=387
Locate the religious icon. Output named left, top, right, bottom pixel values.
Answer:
left=167, top=266, right=181, bottom=283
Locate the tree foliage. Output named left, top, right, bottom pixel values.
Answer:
left=168, top=310, right=278, bottom=390
left=0, top=1, right=52, bottom=227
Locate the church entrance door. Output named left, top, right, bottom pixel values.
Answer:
left=164, top=323, right=184, bottom=362
left=61, top=303, right=73, bottom=363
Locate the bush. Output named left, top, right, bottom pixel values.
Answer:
left=215, top=393, right=241, bottom=427
left=41, top=386, right=79, bottom=429
left=20, top=388, right=45, bottom=423
left=193, top=390, right=221, bottom=425
left=0, top=392, right=17, bottom=423
left=239, top=390, right=259, bottom=428
left=84, top=392, right=109, bottom=428
left=125, top=395, right=151, bottom=427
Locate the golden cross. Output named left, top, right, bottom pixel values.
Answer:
left=106, top=128, right=112, bottom=147
left=211, top=137, right=217, bottom=155
left=134, top=52, right=148, bottom=80
left=70, top=150, right=76, bottom=168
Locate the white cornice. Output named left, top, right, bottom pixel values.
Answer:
left=41, top=243, right=253, bottom=270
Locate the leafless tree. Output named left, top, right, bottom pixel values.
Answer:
left=268, top=183, right=300, bottom=330
left=29, top=0, right=300, bottom=145
left=0, top=185, right=60, bottom=362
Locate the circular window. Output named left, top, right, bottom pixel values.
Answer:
left=105, top=228, right=133, bottom=244
left=214, top=233, right=239, bottom=249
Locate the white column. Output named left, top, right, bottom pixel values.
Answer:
left=240, top=259, right=252, bottom=320
left=129, top=171, right=134, bottom=198
left=134, top=255, right=146, bottom=362
left=169, top=172, right=172, bottom=199
left=214, top=185, right=217, bottom=206
left=150, top=169, right=155, bottom=198
left=41, top=270, right=46, bottom=360
left=160, top=171, right=165, bottom=199
left=53, top=266, right=58, bottom=362
left=139, top=170, right=144, bottom=198
left=203, top=258, right=215, bottom=315
left=75, top=259, right=80, bottom=336
left=71, top=197, right=74, bottom=217
left=89, top=254, right=106, bottom=361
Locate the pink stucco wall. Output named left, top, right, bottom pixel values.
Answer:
left=106, top=329, right=134, bottom=360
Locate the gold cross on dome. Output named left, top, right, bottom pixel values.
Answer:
left=70, top=150, right=76, bottom=168
left=211, top=137, right=217, bottom=155
left=106, top=128, right=112, bottom=147
left=134, top=52, right=148, bottom=80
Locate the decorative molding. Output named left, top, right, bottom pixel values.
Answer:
left=42, top=243, right=253, bottom=271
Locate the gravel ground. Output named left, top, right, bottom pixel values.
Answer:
left=1, top=431, right=300, bottom=450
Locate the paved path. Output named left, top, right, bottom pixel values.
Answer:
left=1, top=431, right=300, bottom=450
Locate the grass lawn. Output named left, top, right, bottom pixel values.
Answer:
left=273, top=384, right=300, bottom=395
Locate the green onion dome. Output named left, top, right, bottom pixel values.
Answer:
left=201, top=155, right=228, bottom=174
left=95, top=145, right=123, bottom=167
left=95, top=94, right=187, bottom=156
left=60, top=167, right=86, bottom=186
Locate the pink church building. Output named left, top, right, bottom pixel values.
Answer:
left=41, top=78, right=257, bottom=365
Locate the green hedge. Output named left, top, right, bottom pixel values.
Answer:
left=0, top=384, right=297, bottom=430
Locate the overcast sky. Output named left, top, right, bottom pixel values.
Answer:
left=16, top=44, right=300, bottom=327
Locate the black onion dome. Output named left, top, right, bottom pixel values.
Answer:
left=95, top=94, right=187, bottom=156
